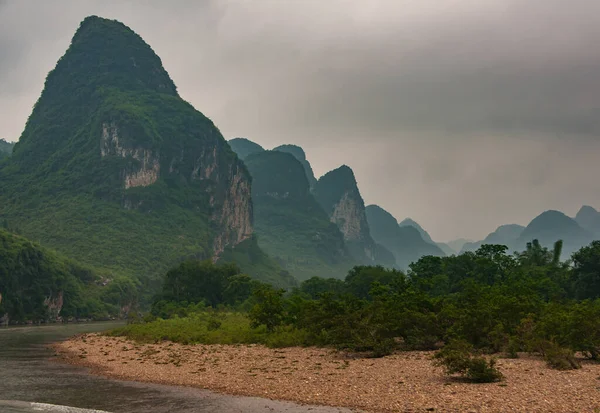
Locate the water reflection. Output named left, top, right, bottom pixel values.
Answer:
left=0, top=323, right=350, bottom=413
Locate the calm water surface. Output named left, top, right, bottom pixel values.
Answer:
left=0, top=323, right=352, bottom=413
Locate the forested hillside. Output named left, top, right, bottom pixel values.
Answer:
left=244, top=151, right=354, bottom=280
left=0, top=16, right=293, bottom=300
left=0, top=228, right=127, bottom=323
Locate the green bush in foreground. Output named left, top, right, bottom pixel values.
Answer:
left=108, top=311, right=310, bottom=348
left=433, top=340, right=504, bottom=383
left=537, top=340, right=581, bottom=370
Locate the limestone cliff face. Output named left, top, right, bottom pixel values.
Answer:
left=0, top=15, right=267, bottom=285
left=314, top=166, right=395, bottom=266
left=99, top=121, right=253, bottom=257
left=43, top=291, right=64, bottom=321
left=211, top=161, right=254, bottom=257
left=329, top=191, right=371, bottom=244
left=101, top=122, right=160, bottom=189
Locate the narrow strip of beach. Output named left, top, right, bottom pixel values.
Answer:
left=54, top=333, right=600, bottom=413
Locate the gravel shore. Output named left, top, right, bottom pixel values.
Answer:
left=54, top=334, right=600, bottom=413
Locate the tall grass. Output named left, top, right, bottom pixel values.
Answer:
left=108, top=312, right=311, bottom=348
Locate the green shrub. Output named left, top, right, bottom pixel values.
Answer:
left=433, top=340, right=504, bottom=383
left=505, top=337, right=520, bottom=358
left=465, top=357, right=504, bottom=383
left=542, top=341, right=581, bottom=370
left=263, top=326, right=310, bottom=348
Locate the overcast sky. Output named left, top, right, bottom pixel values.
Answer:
left=1, top=0, right=600, bottom=241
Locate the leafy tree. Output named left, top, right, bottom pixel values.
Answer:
left=571, top=241, right=600, bottom=299
left=160, top=260, right=241, bottom=307
left=249, top=284, right=285, bottom=332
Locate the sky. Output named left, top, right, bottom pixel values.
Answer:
left=1, top=0, right=600, bottom=241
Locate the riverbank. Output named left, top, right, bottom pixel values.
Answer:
left=54, top=333, right=600, bottom=413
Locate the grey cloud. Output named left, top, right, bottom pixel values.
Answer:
left=1, top=0, right=600, bottom=240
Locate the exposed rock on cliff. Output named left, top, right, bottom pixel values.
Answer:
left=314, top=166, right=395, bottom=267
left=0, top=16, right=289, bottom=288
left=244, top=151, right=354, bottom=280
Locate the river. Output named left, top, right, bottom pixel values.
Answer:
left=0, top=323, right=352, bottom=413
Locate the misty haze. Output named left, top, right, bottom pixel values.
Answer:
left=1, top=1, right=600, bottom=413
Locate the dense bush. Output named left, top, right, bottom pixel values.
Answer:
left=114, top=239, right=600, bottom=377
left=433, top=340, right=504, bottom=383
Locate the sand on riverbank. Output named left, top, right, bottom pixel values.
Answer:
left=53, top=334, right=600, bottom=413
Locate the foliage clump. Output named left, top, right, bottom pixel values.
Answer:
left=433, top=340, right=504, bottom=383
left=113, top=239, right=600, bottom=381
left=0, top=228, right=122, bottom=322
left=538, top=341, right=581, bottom=370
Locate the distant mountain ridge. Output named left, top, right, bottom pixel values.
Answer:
left=243, top=150, right=354, bottom=280
left=228, top=138, right=264, bottom=160
left=399, top=217, right=454, bottom=255
left=461, top=224, right=525, bottom=253
left=575, top=205, right=600, bottom=236
left=516, top=210, right=592, bottom=257
left=366, top=205, right=445, bottom=269
left=460, top=208, right=598, bottom=259
left=273, top=144, right=317, bottom=189
left=446, top=238, right=473, bottom=254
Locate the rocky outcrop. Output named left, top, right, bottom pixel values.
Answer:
left=0, top=15, right=289, bottom=289
left=330, top=191, right=369, bottom=242
left=243, top=151, right=353, bottom=280
left=212, top=162, right=253, bottom=257
left=314, top=166, right=395, bottom=267
left=100, top=121, right=253, bottom=257
left=43, top=291, right=64, bottom=321
left=101, top=122, right=160, bottom=189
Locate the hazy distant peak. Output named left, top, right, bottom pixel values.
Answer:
left=576, top=205, right=599, bottom=218
left=228, top=137, right=264, bottom=160
left=575, top=205, right=600, bottom=235
left=399, top=217, right=435, bottom=244
left=273, top=144, right=317, bottom=188
left=273, top=144, right=307, bottom=161
left=525, top=210, right=581, bottom=232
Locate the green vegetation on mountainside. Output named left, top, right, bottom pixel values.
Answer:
left=219, top=236, right=297, bottom=288
left=273, top=144, right=317, bottom=188
left=0, top=228, right=128, bottom=322
left=0, top=16, right=291, bottom=297
left=0, top=139, right=14, bottom=155
left=244, top=151, right=354, bottom=280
